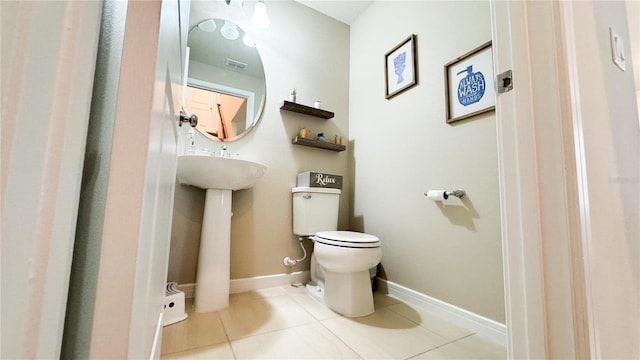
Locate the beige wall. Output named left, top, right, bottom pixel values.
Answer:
left=168, top=0, right=351, bottom=283
left=168, top=0, right=504, bottom=324
left=349, top=1, right=504, bottom=323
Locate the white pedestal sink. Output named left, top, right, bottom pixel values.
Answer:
left=177, top=155, right=266, bottom=312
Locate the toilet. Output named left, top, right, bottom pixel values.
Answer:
left=292, top=186, right=382, bottom=317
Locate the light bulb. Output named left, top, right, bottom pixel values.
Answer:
left=243, top=33, right=255, bottom=47
left=197, top=19, right=217, bottom=32
left=252, top=1, right=270, bottom=29
left=220, top=20, right=239, bottom=40
left=227, top=0, right=245, bottom=20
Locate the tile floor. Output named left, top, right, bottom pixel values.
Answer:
left=161, top=285, right=506, bottom=359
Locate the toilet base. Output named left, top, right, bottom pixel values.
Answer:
left=324, top=269, right=375, bottom=317
left=305, top=281, right=325, bottom=303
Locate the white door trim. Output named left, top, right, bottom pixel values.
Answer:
left=490, top=1, right=546, bottom=358
left=489, top=1, right=623, bottom=358
left=556, top=2, right=596, bottom=356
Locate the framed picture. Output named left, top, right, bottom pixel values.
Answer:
left=385, top=34, right=417, bottom=99
left=444, top=41, right=495, bottom=123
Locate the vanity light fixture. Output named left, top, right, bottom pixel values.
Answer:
left=220, top=20, right=240, bottom=40
left=251, top=0, right=270, bottom=29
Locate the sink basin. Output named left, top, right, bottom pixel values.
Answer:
left=177, top=155, right=266, bottom=190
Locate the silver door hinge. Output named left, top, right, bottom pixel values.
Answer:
left=497, top=70, right=513, bottom=93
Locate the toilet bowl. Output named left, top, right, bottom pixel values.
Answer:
left=292, top=185, right=382, bottom=317
left=313, top=231, right=381, bottom=317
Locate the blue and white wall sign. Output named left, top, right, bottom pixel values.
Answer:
left=385, top=35, right=417, bottom=99
left=456, top=65, right=486, bottom=106
left=394, top=52, right=407, bottom=84
left=445, top=41, right=495, bottom=123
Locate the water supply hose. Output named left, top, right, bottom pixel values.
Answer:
left=283, top=237, right=308, bottom=266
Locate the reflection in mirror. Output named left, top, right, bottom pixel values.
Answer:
left=185, top=19, right=266, bottom=142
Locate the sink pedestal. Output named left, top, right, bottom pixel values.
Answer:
left=195, top=188, right=232, bottom=312
left=176, top=155, right=266, bottom=313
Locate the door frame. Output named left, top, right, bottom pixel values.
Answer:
left=488, top=0, right=639, bottom=358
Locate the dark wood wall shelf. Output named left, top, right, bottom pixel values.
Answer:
left=280, top=101, right=334, bottom=119
left=292, top=136, right=345, bottom=152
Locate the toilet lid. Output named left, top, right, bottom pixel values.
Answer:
left=314, top=231, right=380, bottom=248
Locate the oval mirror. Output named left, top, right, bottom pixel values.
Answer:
left=186, top=19, right=266, bottom=142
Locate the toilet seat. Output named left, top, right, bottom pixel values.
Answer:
left=314, top=231, right=380, bottom=248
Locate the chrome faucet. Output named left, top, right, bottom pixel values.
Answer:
left=218, top=145, right=227, bottom=157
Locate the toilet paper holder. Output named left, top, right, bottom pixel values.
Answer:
left=424, top=189, right=466, bottom=199
left=445, top=189, right=466, bottom=199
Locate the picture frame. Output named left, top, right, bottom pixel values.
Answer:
left=385, top=34, right=417, bottom=99
left=444, top=41, right=495, bottom=123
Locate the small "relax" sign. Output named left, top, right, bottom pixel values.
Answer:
left=297, top=171, right=343, bottom=190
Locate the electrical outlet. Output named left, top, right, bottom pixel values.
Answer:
left=609, top=27, right=626, bottom=71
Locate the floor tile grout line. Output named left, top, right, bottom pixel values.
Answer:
left=312, top=297, right=474, bottom=360
left=282, top=286, right=366, bottom=359
left=218, top=310, right=239, bottom=360
left=165, top=289, right=331, bottom=357
left=288, top=285, right=389, bottom=359
left=163, top=289, right=341, bottom=358
left=283, top=286, right=331, bottom=322
left=162, top=339, right=235, bottom=358
left=160, top=317, right=193, bottom=356
left=404, top=333, right=478, bottom=359
left=382, top=296, right=476, bottom=340
left=383, top=303, right=442, bottom=331
left=161, top=310, right=237, bottom=358
left=316, top=318, right=365, bottom=360
left=226, top=317, right=323, bottom=343
left=228, top=285, right=319, bottom=343
left=164, top=287, right=498, bottom=360
left=222, top=288, right=322, bottom=343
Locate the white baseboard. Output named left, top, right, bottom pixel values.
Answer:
left=177, top=271, right=311, bottom=299
left=376, top=278, right=507, bottom=347
left=230, top=271, right=311, bottom=294
left=179, top=274, right=505, bottom=346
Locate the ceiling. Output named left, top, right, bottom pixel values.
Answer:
left=294, top=0, right=373, bottom=25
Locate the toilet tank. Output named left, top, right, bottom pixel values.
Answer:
left=292, top=187, right=341, bottom=236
